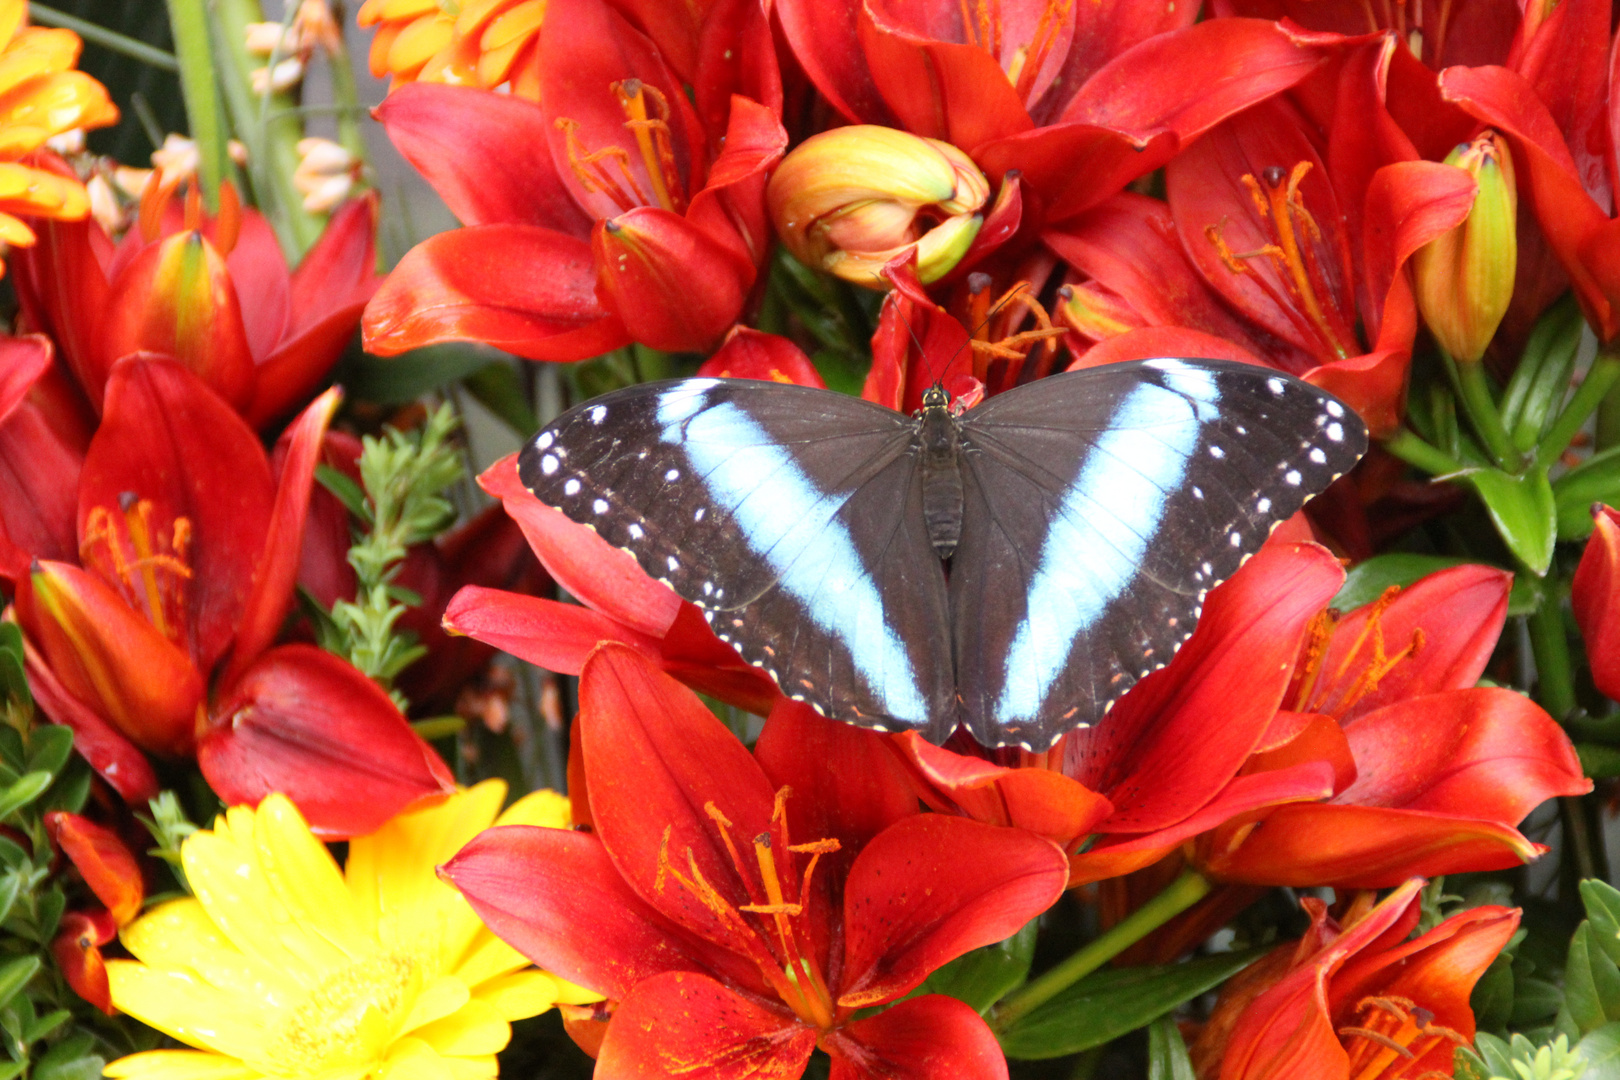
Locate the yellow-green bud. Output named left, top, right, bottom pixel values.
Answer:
left=1413, top=131, right=1517, bottom=362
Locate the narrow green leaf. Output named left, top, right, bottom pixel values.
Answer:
left=1512, top=976, right=1566, bottom=1028
left=0, top=772, right=52, bottom=821
left=0, top=727, right=23, bottom=773
left=21, top=1008, right=69, bottom=1044
left=1503, top=296, right=1583, bottom=449
left=1579, top=1022, right=1620, bottom=1080
left=1463, top=467, right=1557, bottom=576
left=1147, top=1015, right=1196, bottom=1080
left=1578, top=744, right=1620, bottom=780
left=1584, top=882, right=1620, bottom=967
left=0, top=956, right=40, bottom=1013
left=922, top=920, right=1037, bottom=1015
left=0, top=624, right=30, bottom=713
left=315, top=465, right=369, bottom=520
left=1471, top=951, right=1515, bottom=1033
left=0, top=1062, right=23, bottom=1080
left=339, top=344, right=498, bottom=405
left=1565, top=924, right=1620, bottom=1036
left=0, top=873, right=23, bottom=928
left=24, top=725, right=73, bottom=778
left=41, top=757, right=91, bottom=814
left=33, top=1033, right=101, bottom=1080
left=1554, top=443, right=1620, bottom=540
left=999, top=950, right=1261, bottom=1060
left=464, top=361, right=539, bottom=435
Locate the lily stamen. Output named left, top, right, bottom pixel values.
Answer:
left=555, top=117, right=648, bottom=213
left=1339, top=994, right=1466, bottom=1080
left=79, top=499, right=194, bottom=644
left=613, top=79, right=685, bottom=214
left=1292, top=587, right=1424, bottom=718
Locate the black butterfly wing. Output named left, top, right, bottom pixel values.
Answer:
left=519, top=378, right=956, bottom=738
left=950, top=358, right=1367, bottom=750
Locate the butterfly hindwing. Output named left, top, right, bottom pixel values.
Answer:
left=950, top=359, right=1367, bottom=749
left=519, top=378, right=955, bottom=736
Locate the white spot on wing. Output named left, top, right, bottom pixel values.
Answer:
left=540, top=454, right=559, bottom=476
left=592, top=498, right=608, bottom=514
left=563, top=478, right=581, bottom=496
left=536, top=431, right=554, bottom=450
left=628, top=523, right=644, bottom=540
left=1285, top=469, right=1302, bottom=486
left=590, top=405, right=608, bottom=424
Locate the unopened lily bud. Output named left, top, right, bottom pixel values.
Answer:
left=1413, top=131, right=1517, bottom=362
left=1056, top=281, right=1147, bottom=344
left=294, top=137, right=360, bottom=213
left=252, top=56, right=306, bottom=95
left=768, top=126, right=988, bottom=288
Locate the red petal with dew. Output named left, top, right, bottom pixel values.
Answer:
left=592, top=210, right=753, bottom=352
left=444, top=586, right=663, bottom=673
left=827, top=993, right=1008, bottom=1080
left=697, top=327, right=826, bottom=386
left=596, top=971, right=814, bottom=1080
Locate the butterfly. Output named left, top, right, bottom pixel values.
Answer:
left=520, top=357, right=1368, bottom=750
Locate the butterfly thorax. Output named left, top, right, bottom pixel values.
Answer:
left=917, top=385, right=964, bottom=560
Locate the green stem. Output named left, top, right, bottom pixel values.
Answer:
left=991, top=869, right=1213, bottom=1032
left=1538, top=349, right=1620, bottom=471
left=1380, top=428, right=1466, bottom=477
left=28, top=4, right=178, bottom=70
left=322, top=19, right=369, bottom=162
left=1454, top=356, right=1522, bottom=470
left=164, top=0, right=228, bottom=208
left=1527, top=590, right=1576, bottom=722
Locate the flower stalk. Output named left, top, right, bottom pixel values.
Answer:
left=164, top=0, right=229, bottom=208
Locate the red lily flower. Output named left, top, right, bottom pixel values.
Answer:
left=53, top=908, right=118, bottom=1015
left=1574, top=504, right=1620, bottom=702
left=444, top=643, right=1068, bottom=1079
left=1050, top=88, right=1477, bottom=435
left=444, top=454, right=779, bottom=715
left=13, top=177, right=380, bottom=427
left=362, top=0, right=786, bottom=360
left=45, top=810, right=145, bottom=1016
left=0, top=334, right=90, bottom=580
left=14, top=357, right=453, bottom=834
left=775, top=0, right=1342, bottom=228
left=1177, top=564, right=1588, bottom=888
left=1191, top=879, right=1517, bottom=1080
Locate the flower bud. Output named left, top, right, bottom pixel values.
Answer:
left=768, top=126, right=988, bottom=288
left=1413, top=131, right=1517, bottom=362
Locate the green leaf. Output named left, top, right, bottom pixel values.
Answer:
left=998, top=950, right=1261, bottom=1060
left=1513, top=977, right=1566, bottom=1029
left=0, top=872, right=23, bottom=928
left=1566, top=924, right=1620, bottom=1036
left=464, top=361, right=539, bottom=435
left=21, top=1008, right=69, bottom=1044
left=1463, top=467, right=1557, bottom=576
left=315, top=465, right=369, bottom=520
left=1472, top=951, right=1516, bottom=1033
left=1584, top=882, right=1620, bottom=967
left=0, top=772, right=52, bottom=821
left=1580, top=1022, right=1620, bottom=1080
left=24, top=726, right=73, bottom=779
left=0, top=1062, right=24, bottom=1080
left=0, top=727, right=23, bottom=773
left=0, top=957, right=39, bottom=1013
left=921, top=920, right=1037, bottom=1015
left=0, top=624, right=30, bottom=714
left=32, top=1033, right=102, bottom=1080
left=1332, top=553, right=1536, bottom=616
left=40, top=756, right=91, bottom=814
left=1503, top=295, right=1583, bottom=450
left=1579, top=744, right=1620, bottom=779
left=337, top=343, right=498, bottom=405
left=1554, top=446, right=1620, bottom=540
left=1147, top=1015, right=1196, bottom=1080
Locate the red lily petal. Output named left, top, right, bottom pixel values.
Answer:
left=772, top=0, right=895, bottom=125
left=1063, top=543, right=1344, bottom=832
left=17, top=561, right=203, bottom=757
left=45, top=812, right=143, bottom=925
left=856, top=1, right=1034, bottom=149
left=224, top=209, right=291, bottom=364
left=19, top=632, right=158, bottom=803
left=1337, top=689, right=1588, bottom=821
left=444, top=824, right=741, bottom=1000
left=363, top=225, right=631, bottom=361
left=976, top=124, right=1179, bottom=224
left=375, top=85, right=590, bottom=234
left=697, top=327, right=826, bottom=386
left=754, top=700, right=917, bottom=857
left=479, top=455, right=682, bottom=636
left=1068, top=326, right=1269, bottom=370
left=1511, top=0, right=1611, bottom=212
left=12, top=216, right=112, bottom=406
left=1300, top=348, right=1410, bottom=440
left=826, top=994, right=1007, bottom=1080
left=287, top=194, right=381, bottom=333
left=579, top=643, right=778, bottom=945
left=99, top=234, right=257, bottom=413
left=53, top=911, right=115, bottom=1015
left=692, top=0, right=783, bottom=147
left=538, top=0, right=706, bottom=219
left=684, top=95, right=788, bottom=272
left=197, top=644, right=455, bottom=838
left=1046, top=0, right=1198, bottom=119
left=596, top=971, right=814, bottom=1080
left=0, top=336, right=83, bottom=577
left=1304, top=564, right=1511, bottom=718
left=889, top=732, right=1112, bottom=849
left=838, top=814, right=1066, bottom=1008
left=80, top=357, right=274, bottom=674
left=1359, top=158, right=1477, bottom=353
left=656, top=604, right=782, bottom=714
left=592, top=209, right=753, bottom=352
left=222, top=387, right=340, bottom=686
left=1574, top=506, right=1620, bottom=700
left=1206, top=803, right=1546, bottom=888
left=443, top=586, right=664, bottom=673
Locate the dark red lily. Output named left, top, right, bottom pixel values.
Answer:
left=444, top=643, right=1068, bottom=1079
left=45, top=810, right=144, bottom=1016
left=13, top=357, right=453, bottom=834
left=0, top=334, right=90, bottom=580
left=1191, top=879, right=1517, bottom=1080
left=363, top=0, right=786, bottom=360
left=1574, top=505, right=1620, bottom=702
left=12, top=177, right=380, bottom=428
left=1050, top=85, right=1477, bottom=435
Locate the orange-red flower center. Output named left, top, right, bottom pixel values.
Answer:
left=1291, top=586, right=1425, bottom=719
left=1338, top=994, right=1466, bottom=1080
left=1205, top=161, right=1359, bottom=362
left=966, top=277, right=1067, bottom=385
left=556, top=79, right=685, bottom=215
left=957, top=0, right=1075, bottom=103
left=80, top=495, right=194, bottom=647
left=655, top=788, right=841, bottom=1029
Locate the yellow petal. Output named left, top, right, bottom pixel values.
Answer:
left=412, top=998, right=511, bottom=1056
left=256, top=794, right=374, bottom=958
left=105, top=961, right=273, bottom=1059
left=386, top=14, right=454, bottom=73
left=493, top=788, right=570, bottom=829
left=103, top=1050, right=263, bottom=1080
left=0, top=209, right=33, bottom=244
left=472, top=970, right=562, bottom=1021
left=0, top=1, right=23, bottom=52
left=399, top=973, right=471, bottom=1035
left=452, top=932, right=530, bottom=988
left=0, top=30, right=78, bottom=100
left=119, top=898, right=302, bottom=1005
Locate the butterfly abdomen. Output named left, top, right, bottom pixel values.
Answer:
left=918, top=401, right=964, bottom=560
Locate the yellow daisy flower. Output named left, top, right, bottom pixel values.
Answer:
left=104, top=782, right=599, bottom=1080
left=356, top=0, right=543, bottom=100
left=0, top=0, right=117, bottom=253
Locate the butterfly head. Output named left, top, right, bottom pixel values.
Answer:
left=920, top=383, right=950, bottom=412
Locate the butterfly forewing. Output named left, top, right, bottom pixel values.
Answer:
left=950, top=359, right=1367, bottom=750
left=519, top=378, right=955, bottom=736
